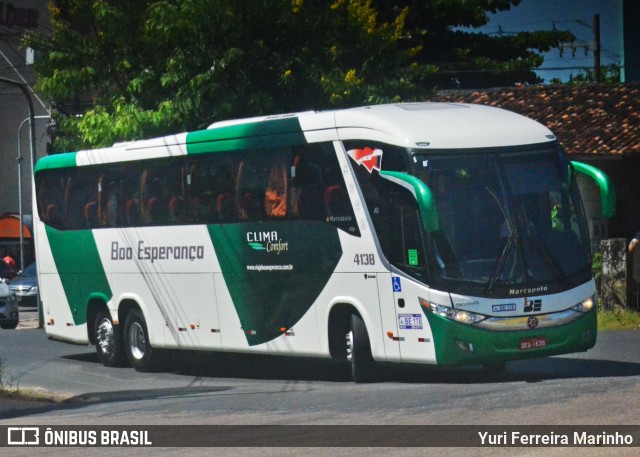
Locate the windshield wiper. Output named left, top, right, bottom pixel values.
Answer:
left=525, top=224, right=569, bottom=285
left=485, top=230, right=516, bottom=295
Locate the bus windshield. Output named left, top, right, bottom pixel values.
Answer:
left=412, top=146, right=592, bottom=297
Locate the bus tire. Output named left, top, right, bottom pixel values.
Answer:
left=347, top=313, right=376, bottom=383
left=1, top=320, right=18, bottom=330
left=124, top=309, right=156, bottom=372
left=95, top=311, right=125, bottom=367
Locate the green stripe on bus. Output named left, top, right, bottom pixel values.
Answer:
left=186, top=133, right=308, bottom=155
left=44, top=226, right=112, bottom=325
left=34, top=152, right=78, bottom=173
left=207, top=222, right=342, bottom=346
left=186, top=117, right=306, bottom=155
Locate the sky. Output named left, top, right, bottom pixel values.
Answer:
left=476, top=0, right=622, bottom=82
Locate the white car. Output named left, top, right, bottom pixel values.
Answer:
left=0, top=279, right=18, bottom=330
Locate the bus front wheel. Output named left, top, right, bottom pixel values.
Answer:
left=124, top=309, right=156, bottom=372
left=346, top=314, right=377, bottom=383
left=95, top=311, right=125, bottom=367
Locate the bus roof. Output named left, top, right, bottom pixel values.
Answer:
left=327, top=102, right=555, bottom=149
left=203, top=102, right=557, bottom=150
left=35, top=103, right=555, bottom=172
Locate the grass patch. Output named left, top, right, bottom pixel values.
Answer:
left=598, top=308, right=640, bottom=330
left=0, top=387, right=59, bottom=402
left=0, top=358, right=62, bottom=404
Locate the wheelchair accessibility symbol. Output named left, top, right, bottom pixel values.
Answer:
left=392, top=277, right=402, bottom=293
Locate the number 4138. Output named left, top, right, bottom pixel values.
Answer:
left=354, top=253, right=375, bottom=265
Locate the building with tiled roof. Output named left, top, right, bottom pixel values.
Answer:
left=432, top=83, right=640, bottom=249
left=434, top=83, right=640, bottom=157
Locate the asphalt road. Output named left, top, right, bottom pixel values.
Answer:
left=1, top=309, right=639, bottom=456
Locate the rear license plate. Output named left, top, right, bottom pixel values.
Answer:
left=519, top=336, right=546, bottom=350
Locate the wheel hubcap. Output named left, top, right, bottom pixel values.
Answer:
left=129, top=322, right=146, bottom=361
left=346, top=330, right=354, bottom=362
left=97, top=318, right=114, bottom=355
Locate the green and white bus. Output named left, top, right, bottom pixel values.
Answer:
left=33, top=103, right=613, bottom=382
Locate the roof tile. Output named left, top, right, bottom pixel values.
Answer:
left=433, top=83, right=640, bottom=156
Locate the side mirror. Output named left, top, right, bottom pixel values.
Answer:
left=571, top=161, right=616, bottom=218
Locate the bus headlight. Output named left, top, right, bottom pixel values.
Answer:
left=421, top=299, right=486, bottom=325
left=572, top=296, right=595, bottom=313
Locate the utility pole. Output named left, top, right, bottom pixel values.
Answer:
left=594, top=14, right=601, bottom=82
left=0, top=77, right=36, bottom=167
left=0, top=76, right=41, bottom=328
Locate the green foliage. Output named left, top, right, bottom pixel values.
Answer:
left=598, top=308, right=640, bottom=331
left=553, top=64, right=622, bottom=84
left=592, top=251, right=603, bottom=284
left=23, top=0, right=572, bottom=149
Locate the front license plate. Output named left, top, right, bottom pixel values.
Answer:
left=398, top=314, right=423, bottom=330
left=519, top=336, right=546, bottom=350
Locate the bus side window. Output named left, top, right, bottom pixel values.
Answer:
left=140, top=167, right=169, bottom=224
left=188, top=156, right=236, bottom=223
left=294, top=143, right=359, bottom=235
left=386, top=191, right=428, bottom=281
left=264, top=157, right=288, bottom=219
left=136, top=160, right=181, bottom=226
left=64, top=175, right=84, bottom=229
left=290, top=151, right=324, bottom=220
left=168, top=163, right=188, bottom=223
left=122, top=166, right=141, bottom=226
left=236, top=156, right=269, bottom=222
left=107, top=179, right=121, bottom=227
left=37, top=171, right=66, bottom=230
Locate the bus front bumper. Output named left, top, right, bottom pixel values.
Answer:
left=424, top=308, right=597, bottom=367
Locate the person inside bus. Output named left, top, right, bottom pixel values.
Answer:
left=264, top=159, right=288, bottom=219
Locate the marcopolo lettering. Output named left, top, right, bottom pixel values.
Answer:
left=111, top=241, right=204, bottom=263
left=509, top=286, right=548, bottom=296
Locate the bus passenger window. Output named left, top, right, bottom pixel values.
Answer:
left=64, top=176, right=85, bottom=229
left=324, top=185, right=348, bottom=216
left=84, top=201, right=98, bottom=227
left=216, top=193, right=233, bottom=221
left=289, top=153, right=324, bottom=220
left=104, top=181, right=119, bottom=227
left=37, top=171, right=66, bottom=229
left=169, top=196, right=187, bottom=223
left=125, top=199, right=139, bottom=225
left=188, top=156, right=235, bottom=223
left=236, top=158, right=268, bottom=222
left=291, top=143, right=359, bottom=235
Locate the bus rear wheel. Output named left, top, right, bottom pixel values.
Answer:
left=346, top=314, right=377, bottom=383
left=124, top=309, right=156, bottom=372
left=95, top=311, right=125, bottom=367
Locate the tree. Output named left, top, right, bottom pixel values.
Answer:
left=23, top=0, right=572, bottom=150
left=24, top=0, right=418, bottom=149
left=553, top=64, right=622, bottom=84
left=373, top=0, right=575, bottom=89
